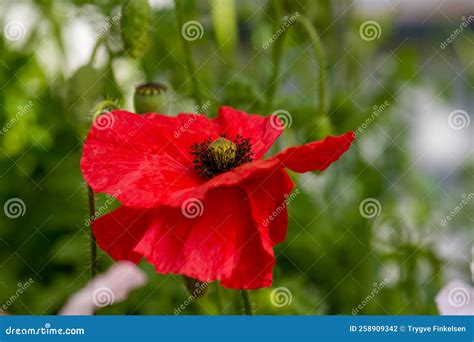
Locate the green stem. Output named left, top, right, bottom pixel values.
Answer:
left=89, top=37, right=104, bottom=65
left=263, top=0, right=286, bottom=114
left=214, top=283, right=224, bottom=314
left=87, top=185, right=97, bottom=278
left=174, top=0, right=203, bottom=107
left=298, top=16, right=327, bottom=116
left=240, top=290, right=253, bottom=315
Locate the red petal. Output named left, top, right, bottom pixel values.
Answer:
left=92, top=206, right=152, bottom=263
left=241, top=168, right=294, bottom=245
left=162, top=132, right=354, bottom=208
left=273, top=131, right=355, bottom=172
left=136, top=187, right=275, bottom=289
left=95, top=187, right=276, bottom=289
left=215, top=106, right=282, bottom=159
left=81, top=110, right=217, bottom=208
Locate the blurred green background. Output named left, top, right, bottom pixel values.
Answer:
left=0, top=0, right=472, bottom=315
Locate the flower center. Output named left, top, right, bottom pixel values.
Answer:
left=191, top=134, right=254, bottom=178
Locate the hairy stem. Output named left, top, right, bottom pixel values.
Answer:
left=215, top=283, right=224, bottom=314
left=174, top=0, right=203, bottom=107
left=298, top=16, right=327, bottom=116
left=240, top=290, right=254, bottom=315
left=89, top=37, right=104, bottom=65
left=263, top=0, right=286, bottom=114
left=87, top=185, right=97, bottom=278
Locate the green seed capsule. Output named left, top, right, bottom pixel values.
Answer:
left=120, top=0, right=151, bottom=59
left=133, top=82, right=168, bottom=114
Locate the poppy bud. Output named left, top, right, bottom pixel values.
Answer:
left=120, top=0, right=151, bottom=59
left=92, top=100, right=120, bottom=121
left=182, top=276, right=208, bottom=298
left=133, top=82, right=168, bottom=114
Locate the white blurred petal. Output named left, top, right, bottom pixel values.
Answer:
left=60, top=261, right=147, bottom=315
left=435, top=280, right=474, bottom=315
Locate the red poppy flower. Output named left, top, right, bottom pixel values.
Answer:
left=81, top=106, right=354, bottom=289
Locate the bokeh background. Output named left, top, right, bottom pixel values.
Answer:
left=0, top=0, right=472, bottom=315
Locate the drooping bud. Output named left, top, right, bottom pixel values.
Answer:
left=182, top=276, right=208, bottom=299
left=92, top=100, right=120, bottom=119
left=133, top=82, right=168, bottom=114
left=208, top=137, right=237, bottom=170
left=120, top=0, right=151, bottom=59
